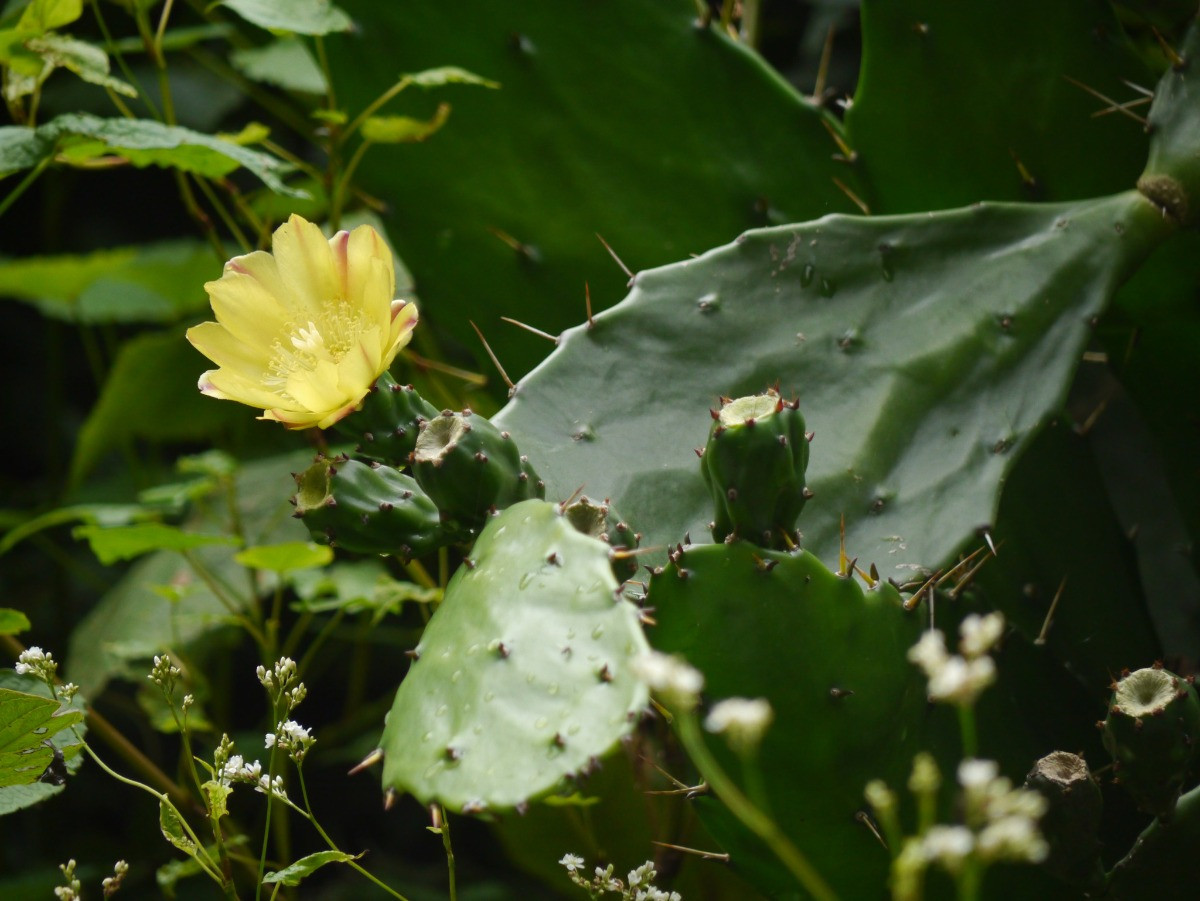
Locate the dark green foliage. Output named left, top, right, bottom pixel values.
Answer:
left=1023, top=752, right=1106, bottom=891
left=380, top=499, right=649, bottom=813
left=700, top=389, right=811, bottom=548
left=411, top=409, right=545, bottom=531
left=1138, top=21, right=1200, bottom=224
left=1103, top=665, right=1200, bottom=820
left=293, top=456, right=451, bottom=560
left=647, top=539, right=924, bottom=897
left=332, top=372, right=439, bottom=467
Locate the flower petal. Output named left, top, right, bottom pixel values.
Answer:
left=345, top=225, right=395, bottom=317
left=205, top=269, right=291, bottom=351
left=186, top=321, right=272, bottom=379
left=286, top=359, right=347, bottom=415
left=203, top=368, right=298, bottom=411
left=271, top=215, right=340, bottom=318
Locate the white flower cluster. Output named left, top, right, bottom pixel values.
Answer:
left=957, top=759, right=1048, bottom=864
left=704, top=697, right=774, bottom=754
left=631, top=651, right=704, bottom=711
left=148, top=654, right=182, bottom=692
left=102, top=859, right=129, bottom=898
left=257, top=657, right=307, bottom=712
left=266, top=719, right=316, bottom=762
left=217, top=752, right=289, bottom=801
left=15, top=646, right=58, bottom=683
left=907, top=612, right=1005, bottom=705
left=558, top=854, right=681, bottom=901
left=54, top=859, right=81, bottom=900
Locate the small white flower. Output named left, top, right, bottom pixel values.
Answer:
left=558, top=853, right=585, bottom=873
left=627, top=861, right=657, bottom=887
left=927, top=655, right=995, bottom=705
left=976, top=815, right=1048, bottom=863
left=631, top=651, right=704, bottom=710
left=957, top=758, right=999, bottom=790
left=705, top=697, right=774, bottom=753
left=920, top=825, right=975, bottom=871
left=256, top=773, right=288, bottom=800
left=959, top=612, right=1005, bottom=659
left=908, top=752, right=941, bottom=794
left=906, top=631, right=949, bottom=677
left=16, top=646, right=56, bottom=680
left=864, top=779, right=897, bottom=815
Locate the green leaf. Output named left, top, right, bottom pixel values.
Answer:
left=66, top=451, right=314, bottom=696
left=495, top=191, right=1175, bottom=582
left=0, top=687, right=81, bottom=787
left=360, top=104, right=449, bottom=144
left=234, top=541, right=332, bottom=573
left=329, top=0, right=868, bottom=383
left=201, top=780, right=230, bottom=821
left=0, top=113, right=304, bottom=196
left=73, top=523, right=240, bottom=565
left=229, top=37, right=326, bottom=93
left=219, top=0, right=352, bottom=36
left=0, top=239, right=216, bottom=324
left=844, top=0, right=1152, bottom=213
left=0, top=503, right=162, bottom=556
left=291, top=560, right=440, bottom=616
left=262, top=851, right=360, bottom=886
left=0, top=609, right=30, bottom=635
left=401, top=65, right=499, bottom=90
left=16, top=0, right=82, bottom=33
left=25, top=33, right=137, bottom=96
left=105, top=24, right=233, bottom=55
left=159, top=798, right=198, bottom=854
left=0, top=673, right=86, bottom=815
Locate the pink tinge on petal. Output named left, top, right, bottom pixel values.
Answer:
left=225, top=258, right=250, bottom=275
left=262, top=408, right=321, bottom=430
left=198, top=372, right=224, bottom=396
left=391, top=299, right=417, bottom=324
left=317, top=400, right=361, bottom=430
left=331, top=230, right=350, bottom=298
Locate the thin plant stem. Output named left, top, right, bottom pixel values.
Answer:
left=957, top=705, right=978, bottom=761
left=341, top=78, right=412, bottom=144
left=297, top=768, right=411, bottom=900
left=676, top=711, right=838, bottom=901
left=192, top=175, right=252, bottom=254
left=439, top=804, right=458, bottom=901
left=0, top=155, right=52, bottom=219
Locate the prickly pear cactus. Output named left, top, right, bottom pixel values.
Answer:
left=380, top=499, right=649, bottom=813
left=700, top=388, right=811, bottom=548
left=560, top=494, right=641, bottom=581
left=647, top=538, right=925, bottom=897
left=292, top=456, right=453, bottom=559
left=333, top=373, right=439, bottom=467
left=1102, top=665, right=1200, bottom=820
left=411, top=409, right=545, bottom=531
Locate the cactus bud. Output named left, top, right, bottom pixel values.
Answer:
left=1023, top=751, right=1105, bottom=890
left=331, top=373, right=440, bottom=466
left=1102, top=666, right=1200, bottom=820
left=561, top=495, right=640, bottom=580
left=294, top=456, right=453, bottom=559
left=700, top=388, right=810, bottom=548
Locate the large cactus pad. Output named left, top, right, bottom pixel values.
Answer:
left=380, top=499, right=650, bottom=813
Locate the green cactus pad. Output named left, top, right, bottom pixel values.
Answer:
left=1103, top=665, right=1200, bottom=820
left=701, top=388, right=810, bottom=548
left=412, top=410, right=545, bottom=531
left=647, top=540, right=924, bottom=897
left=293, top=456, right=453, bottom=559
left=332, top=373, right=439, bottom=467
left=380, top=499, right=650, bottom=813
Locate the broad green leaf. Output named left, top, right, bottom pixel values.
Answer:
left=0, top=687, right=81, bottom=788
left=201, top=780, right=230, bottom=821
left=25, top=33, right=137, bottom=96
left=330, top=0, right=866, bottom=383
left=0, top=609, right=30, bottom=634
left=291, top=559, right=440, bottom=616
left=219, top=0, right=352, bottom=36
left=495, top=191, right=1175, bottom=582
left=105, top=24, right=232, bottom=54
left=0, top=672, right=86, bottom=815
left=234, top=541, right=332, bottom=573
left=66, top=451, right=314, bottom=696
left=0, top=239, right=215, bottom=324
left=360, top=105, right=449, bottom=144
left=844, top=0, right=1153, bottom=213
left=262, top=851, right=360, bottom=886
left=16, top=0, right=81, bottom=33
left=73, top=522, right=240, bottom=565
left=0, top=503, right=162, bottom=556
left=229, top=37, right=326, bottom=93
left=68, top=330, right=251, bottom=486
left=0, top=113, right=303, bottom=196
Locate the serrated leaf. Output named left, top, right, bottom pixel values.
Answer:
left=234, top=541, right=332, bottom=573
left=73, top=522, right=240, bottom=565
left=360, top=104, right=449, bottom=144
left=230, top=38, right=326, bottom=93
left=0, top=687, right=82, bottom=788
left=0, top=610, right=31, bottom=635
left=201, top=780, right=231, bottom=820
left=495, top=192, right=1175, bottom=582
left=262, top=851, right=360, bottom=886
left=0, top=113, right=303, bottom=196
left=219, top=0, right=352, bottom=36
left=0, top=239, right=215, bottom=324
left=0, top=673, right=86, bottom=815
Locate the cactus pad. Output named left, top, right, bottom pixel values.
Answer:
left=380, top=499, right=650, bottom=813
left=647, top=539, right=924, bottom=896
left=332, top=373, right=439, bottom=467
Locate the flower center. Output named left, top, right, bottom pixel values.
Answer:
left=266, top=300, right=371, bottom=394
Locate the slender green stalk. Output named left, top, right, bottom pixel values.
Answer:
left=676, top=712, right=838, bottom=901
left=0, top=155, right=52, bottom=219
left=957, top=706, right=978, bottom=761
left=438, top=805, right=458, bottom=901
left=192, top=175, right=253, bottom=254
left=341, top=78, right=412, bottom=144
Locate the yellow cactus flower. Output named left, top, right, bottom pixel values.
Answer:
left=187, top=215, right=418, bottom=429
